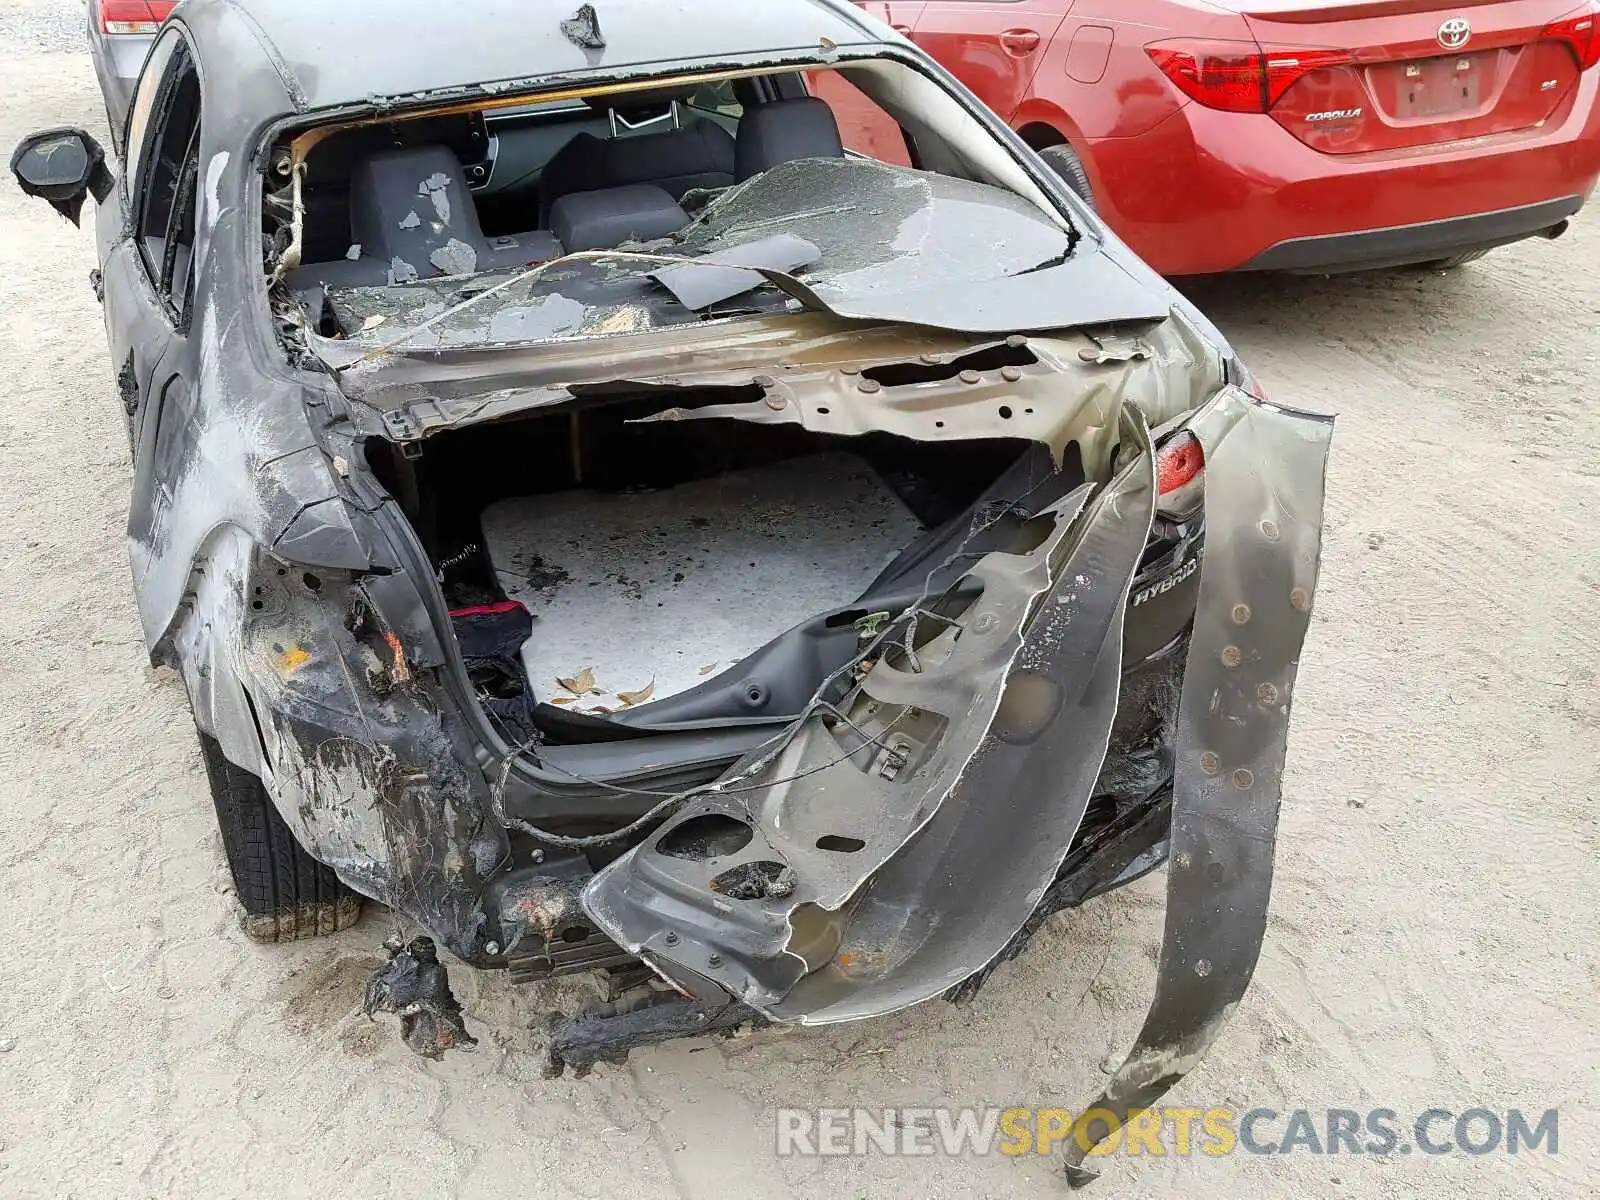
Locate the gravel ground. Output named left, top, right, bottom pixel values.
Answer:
left=1, top=7, right=1596, bottom=1198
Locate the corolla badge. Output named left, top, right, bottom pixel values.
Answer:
left=1437, top=17, right=1472, bottom=50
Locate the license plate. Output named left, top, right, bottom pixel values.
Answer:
left=1384, top=53, right=1484, bottom=119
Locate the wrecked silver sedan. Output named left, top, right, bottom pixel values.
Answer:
left=12, top=0, right=1330, bottom=1176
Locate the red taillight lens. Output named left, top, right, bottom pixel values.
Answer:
left=1542, top=1, right=1600, bottom=70
left=1147, top=41, right=1267, bottom=113
left=1156, top=431, right=1205, bottom=517
left=100, top=1, right=176, bottom=35
left=1146, top=40, right=1353, bottom=112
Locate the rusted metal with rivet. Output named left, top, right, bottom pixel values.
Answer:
left=1220, top=645, right=1242, bottom=668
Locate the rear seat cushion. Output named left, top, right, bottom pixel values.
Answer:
left=734, top=97, right=845, bottom=182
left=550, top=184, right=689, bottom=252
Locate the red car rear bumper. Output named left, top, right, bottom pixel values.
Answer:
left=1086, top=68, right=1600, bottom=275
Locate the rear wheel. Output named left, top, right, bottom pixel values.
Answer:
left=1038, top=143, right=1096, bottom=210
left=196, top=729, right=362, bottom=942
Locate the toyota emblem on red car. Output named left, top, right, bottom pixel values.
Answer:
left=1438, top=17, right=1473, bottom=49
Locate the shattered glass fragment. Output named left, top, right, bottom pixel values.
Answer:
left=429, top=238, right=478, bottom=277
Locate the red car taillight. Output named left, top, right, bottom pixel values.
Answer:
left=1542, top=1, right=1600, bottom=70
left=1156, top=431, right=1205, bottom=518
left=1146, top=40, right=1353, bottom=113
left=100, top=0, right=177, bottom=35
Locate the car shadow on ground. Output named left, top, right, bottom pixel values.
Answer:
left=1171, top=261, right=1492, bottom=338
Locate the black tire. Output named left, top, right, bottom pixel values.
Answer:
left=1425, top=247, right=1492, bottom=270
left=1038, top=143, right=1096, bottom=210
left=197, top=729, right=362, bottom=942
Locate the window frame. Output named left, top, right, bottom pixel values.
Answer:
left=129, top=33, right=204, bottom=330
left=123, top=26, right=184, bottom=201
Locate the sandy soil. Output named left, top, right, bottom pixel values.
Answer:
left=1, top=11, right=1596, bottom=1199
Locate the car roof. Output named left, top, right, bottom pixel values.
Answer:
left=186, top=0, right=884, bottom=113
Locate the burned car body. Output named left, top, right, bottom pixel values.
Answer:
left=12, top=0, right=1331, bottom=1172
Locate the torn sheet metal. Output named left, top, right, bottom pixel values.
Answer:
left=580, top=402, right=1157, bottom=1019
left=560, top=4, right=605, bottom=51
left=332, top=309, right=1222, bottom=505
left=766, top=408, right=1157, bottom=1022
left=626, top=316, right=1216, bottom=472
left=1062, top=387, right=1334, bottom=1184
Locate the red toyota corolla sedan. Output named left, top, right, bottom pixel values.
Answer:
left=856, top=1, right=1600, bottom=274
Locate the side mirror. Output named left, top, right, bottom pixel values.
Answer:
left=10, top=127, right=114, bottom=227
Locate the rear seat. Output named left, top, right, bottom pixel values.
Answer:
left=538, top=92, right=737, bottom=212
left=537, top=94, right=847, bottom=212
left=290, top=145, right=559, bottom=293
left=288, top=96, right=849, bottom=309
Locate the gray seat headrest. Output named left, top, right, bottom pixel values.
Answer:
left=734, top=97, right=845, bottom=182
left=349, top=145, right=487, bottom=278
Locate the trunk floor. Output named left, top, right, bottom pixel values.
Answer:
left=480, top=453, right=923, bottom=712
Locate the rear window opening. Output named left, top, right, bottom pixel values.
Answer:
left=363, top=397, right=1081, bottom=743
left=264, top=58, right=1074, bottom=350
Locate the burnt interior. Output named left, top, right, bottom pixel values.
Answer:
left=365, top=395, right=1062, bottom=743
left=368, top=396, right=1024, bottom=576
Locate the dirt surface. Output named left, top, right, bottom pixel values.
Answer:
left=1, top=10, right=1596, bottom=1199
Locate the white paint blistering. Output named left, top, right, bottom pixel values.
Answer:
left=131, top=303, right=270, bottom=646
left=202, top=150, right=229, bottom=229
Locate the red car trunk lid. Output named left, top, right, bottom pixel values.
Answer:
left=1238, top=1, right=1588, bottom=153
